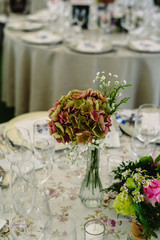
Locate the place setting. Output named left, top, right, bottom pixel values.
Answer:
left=20, top=30, right=63, bottom=45
left=127, top=39, right=160, bottom=53
left=68, top=39, right=116, bottom=54
left=6, top=20, right=44, bottom=32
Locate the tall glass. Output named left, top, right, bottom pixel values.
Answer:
left=5, top=127, right=31, bottom=164
left=33, top=119, right=55, bottom=161
left=131, top=104, right=160, bottom=157
left=44, top=215, right=77, bottom=240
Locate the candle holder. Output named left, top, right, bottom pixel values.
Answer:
left=84, top=219, right=105, bottom=240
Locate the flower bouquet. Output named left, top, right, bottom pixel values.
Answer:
left=105, top=155, right=160, bottom=239
left=48, top=72, right=131, bottom=208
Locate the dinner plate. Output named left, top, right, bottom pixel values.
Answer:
left=3, top=112, right=68, bottom=151
left=7, top=21, right=44, bottom=32
left=21, top=31, right=62, bottom=45
left=128, top=39, right=160, bottom=53
left=69, top=40, right=114, bottom=54
left=120, top=121, right=160, bottom=144
left=27, top=10, right=50, bottom=22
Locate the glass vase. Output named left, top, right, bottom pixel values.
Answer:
left=79, top=145, right=103, bottom=208
left=127, top=219, right=151, bottom=240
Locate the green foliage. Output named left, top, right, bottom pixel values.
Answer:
left=104, top=154, right=160, bottom=238
left=93, top=72, right=132, bottom=114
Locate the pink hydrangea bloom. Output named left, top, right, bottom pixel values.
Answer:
left=143, top=180, right=160, bottom=207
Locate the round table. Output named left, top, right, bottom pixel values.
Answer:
left=0, top=110, right=160, bottom=239
left=2, top=20, right=160, bottom=116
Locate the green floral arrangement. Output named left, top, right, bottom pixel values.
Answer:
left=105, top=155, right=160, bottom=239
left=48, top=72, right=131, bottom=145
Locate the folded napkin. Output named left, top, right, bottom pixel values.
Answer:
left=0, top=219, right=7, bottom=230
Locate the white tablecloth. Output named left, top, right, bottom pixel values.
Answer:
left=0, top=112, right=160, bottom=239
left=1, top=23, right=160, bottom=116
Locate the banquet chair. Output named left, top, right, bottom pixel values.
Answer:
left=4, top=0, right=30, bottom=15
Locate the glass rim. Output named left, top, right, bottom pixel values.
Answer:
left=138, top=103, right=159, bottom=109
left=5, top=127, right=30, bottom=136
left=84, top=219, right=105, bottom=236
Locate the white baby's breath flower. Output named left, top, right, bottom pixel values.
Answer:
left=123, top=80, right=127, bottom=85
left=108, top=72, right=112, bottom=76
left=96, top=139, right=100, bottom=144
left=116, top=92, right=122, bottom=97
left=115, top=81, right=119, bottom=85
left=102, top=71, right=105, bottom=74
left=107, top=81, right=111, bottom=86
left=93, top=79, right=96, bottom=83
left=92, top=139, right=95, bottom=143
left=113, top=74, right=118, bottom=78
left=101, top=76, right=106, bottom=80
left=97, top=72, right=100, bottom=76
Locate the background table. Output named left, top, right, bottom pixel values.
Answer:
left=2, top=25, right=160, bottom=116
left=30, top=0, right=47, bottom=13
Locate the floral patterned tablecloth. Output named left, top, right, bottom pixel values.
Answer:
left=0, top=122, right=160, bottom=240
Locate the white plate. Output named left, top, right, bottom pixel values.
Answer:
left=7, top=21, right=44, bottom=31
left=69, top=40, right=114, bottom=54
left=128, top=39, right=160, bottom=53
left=27, top=10, right=50, bottom=22
left=120, top=121, right=160, bottom=144
left=3, top=112, right=68, bottom=152
left=21, top=31, right=62, bottom=45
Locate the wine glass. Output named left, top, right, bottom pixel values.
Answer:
left=74, top=8, right=86, bottom=34
left=46, top=0, right=58, bottom=23
left=10, top=181, right=37, bottom=240
left=132, top=104, right=160, bottom=157
left=120, top=1, right=137, bottom=43
left=10, top=188, right=49, bottom=240
left=33, top=138, right=53, bottom=188
left=98, top=6, right=111, bottom=41
left=27, top=188, right=51, bottom=239
left=10, top=188, right=50, bottom=240
left=44, top=215, right=77, bottom=240
left=33, top=119, right=55, bottom=161
left=5, top=127, right=31, bottom=164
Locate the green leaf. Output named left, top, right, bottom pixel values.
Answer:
left=155, top=155, right=160, bottom=164
left=139, top=156, right=153, bottom=165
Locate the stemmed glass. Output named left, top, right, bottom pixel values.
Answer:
left=120, top=1, right=137, bottom=43
left=46, top=0, right=58, bottom=23
left=33, top=119, right=55, bottom=159
left=5, top=127, right=31, bottom=164
left=98, top=6, right=111, bottom=42
left=44, top=215, right=77, bottom=240
left=132, top=104, right=160, bottom=157
left=10, top=187, right=50, bottom=240
left=33, top=138, right=53, bottom=188
left=10, top=179, right=37, bottom=240
left=74, top=8, right=86, bottom=34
